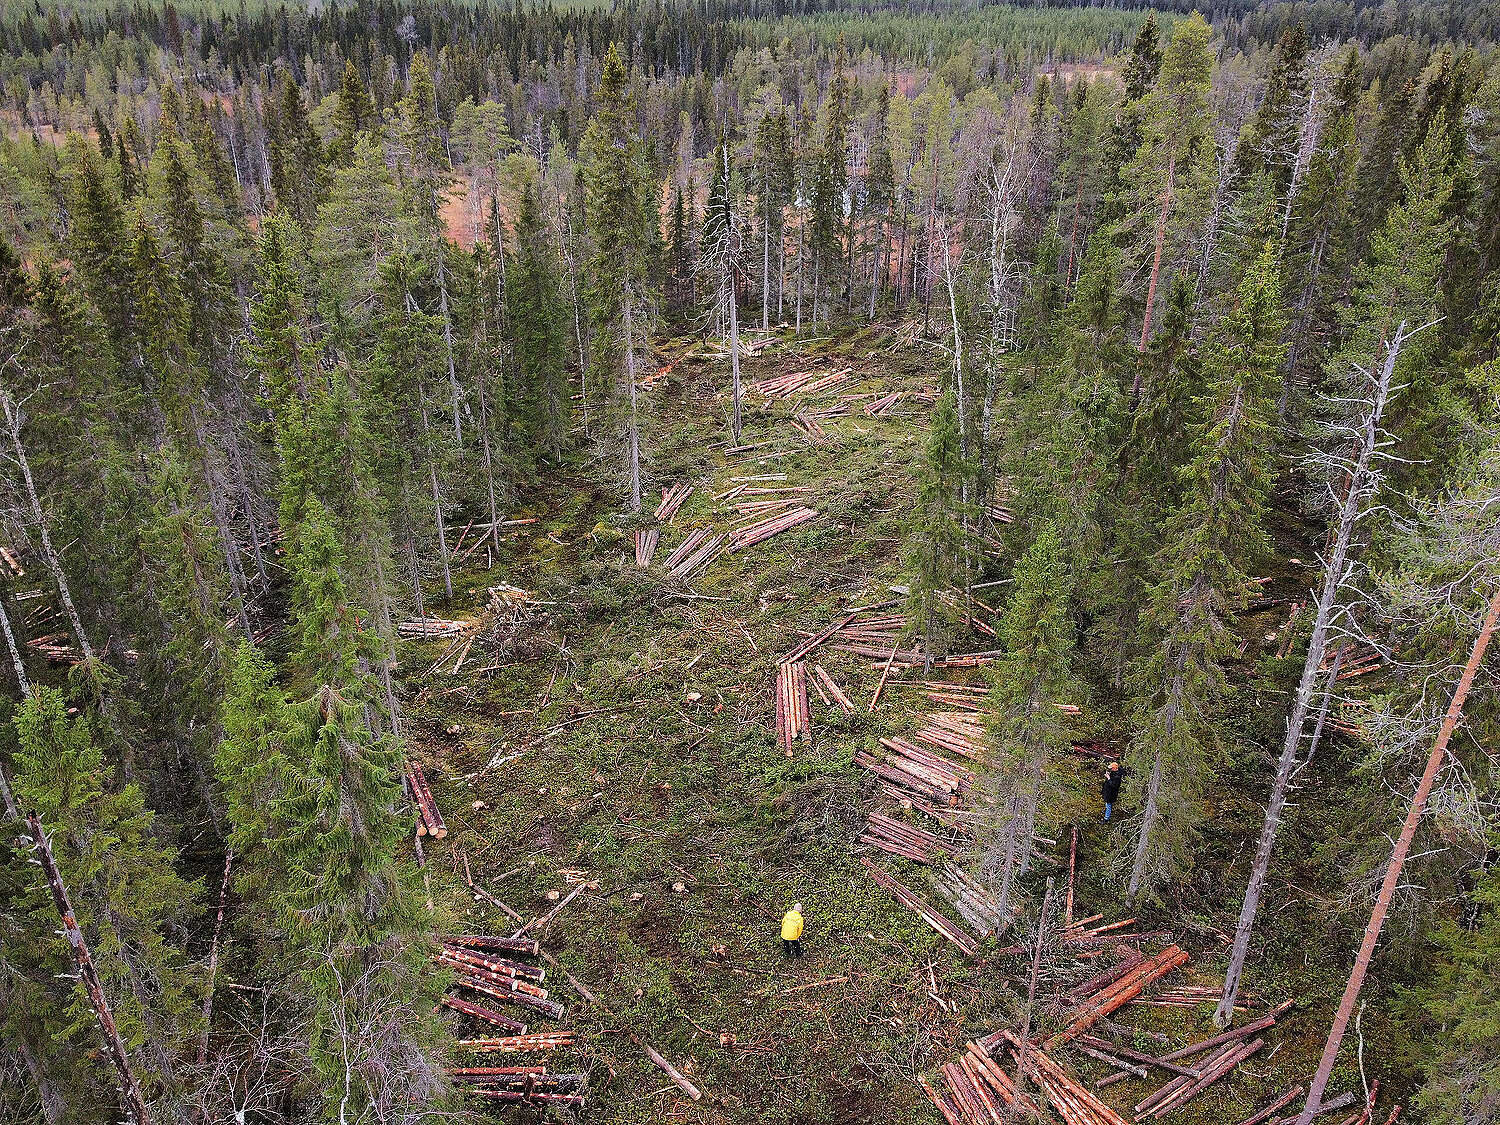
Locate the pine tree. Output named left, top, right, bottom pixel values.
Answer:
left=1124, top=244, right=1286, bottom=899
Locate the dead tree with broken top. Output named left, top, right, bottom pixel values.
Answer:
left=1216, top=323, right=1420, bottom=1026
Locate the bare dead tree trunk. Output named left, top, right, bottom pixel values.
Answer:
left=0, top=591, right=31, bottom=697
left=1015, top=875, right=1056, bottom=1100
left=197, top=848, right=234, bottom=1067
left=1294, top=586, right=1500, bottom=1125
left=0, top=387, right=96, bottom=663
left=621, top=280, right=642, bottom=513
left=1216, top=327, right=1407, bottom=1027
left=24, top=809, right=153, bottom=1125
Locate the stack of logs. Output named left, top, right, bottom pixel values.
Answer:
left=1049, top=944, right=1190, bottom=1046
left=1062, top=915, right=1174, bottom=949
left=860, top=810, right=956, bottom=864
left=939, top=861, right=1006, bottom=936
left=1000, top=1030, right=1130, bottom=1125
left=915, top=712, right=986, bottom=760
left=397, top=618, right=470, bottom=639
left=860, top=855, right=979, bottom=955
left=408, top=762, right=447, bottom=839
left=438, top=936, right=564, bottom=1033
left=753, top=366, right=851, bottom=399
left=925, top=1039, right=1041, bottom=1123
left=451, top=1069, right=587, bottom=1107
left=775, top=660, right=812, bottom=755
left=854, top=735, right=974, bottom=804
left=654, top=483, right=693, bottom=523
left=663, top=528, right=725, bottom=579
left=809, top=663, right=856, bottom=713
left=728, top=506, right=817, bottom=550
left=456, top=1031, right=576, bottom=1053
left=634, top=528, right=658, bottom=566
left=864, top=390, right=904, bottom=415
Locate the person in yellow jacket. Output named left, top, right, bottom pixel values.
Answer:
left=780, top=903, right=805, bottom=958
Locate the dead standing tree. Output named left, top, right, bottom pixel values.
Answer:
left=1215, top=323, right=1419, bottom=1027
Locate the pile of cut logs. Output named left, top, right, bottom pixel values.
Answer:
left=728, top=506, right=817, bottom=550
left=775, top=660, right=811, bottom=755
left=914, top=712, right=986, bottom=760
left=753, top=366, right=851, bottom=399
left=1049, top=944, right=1191, bottom=1045
left=439, top=935, right=563, bottom=1034
left=808, top=663, right=856, bottom=713
left=1062, top=914, right=1174, bottom=949
left=634, top=528, right=658, bottom=567
left=452, top=1069, right=587, bottom=1106
left=938, top=861, right=1006, bottom=936
left=1000, top=1030, right=1130, bottom=1125
left=456, top=1031, right=575, bottom=1053
left=654, top=482, right=693, bottom=522
left=860, top=855, right=979, bottom=956
left=789, top=410, right=831, bottom=443
left=860, top=810, right=956, bottom=864
left=662, top=528, right=725, bottom=578
left=408, top=762, right=447, bottom=839
left=855, top=736, right=974, bottom=804
left=925, top=1039, right=1041, bottom=1122
left=397, top=618, right=471, bottom=639
left=864, top=390, right=904, bottom=416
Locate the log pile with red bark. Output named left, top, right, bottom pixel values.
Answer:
left=753, top=366, right=851, bottom=399
left=663, top=528, right=726, bottom=578
left=854, top=736, right=974, bottom=802
left=654, top=482, right=693, bottom=522
left=634, top=528, right=658, bottom=566
left=1048, top=944, right=1190, bottom=1046
left=775, top=660, right=811, bottom=754
left=728, top=506, right=817, bottom=549
left=864, top=390, right=904, bottom=416
left=1134, top=1036, right=1266, bottom=1119
left=914, top=712, right=986, bottom=760
left=811, top=663, right=856, bottom=713
left=859, top=810, right=956, bottom=864
left=1062, top=915, right=1172, bottom=948
left=1094, top=999, right=1296, bottom=1093
left=860, top=855, right=979, bottom=956
left=409, top=762, right=447, bottom=839
left=999, top=1030, right=1131, bottom=1125
left=463, top=1070, right=587, bottom=1107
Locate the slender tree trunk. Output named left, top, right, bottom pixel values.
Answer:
left=1015, top=876, right=1056, bottom=1099
left=1, top=780, right=154, bottom=1125
left=0, top=592, right=31, bottom=697
left=1295, top=587, right=1500, bottom=1125
left=475, top=375, right=504, bottom=551
left=197, top=848, right=233, bottom=1067
left=435, top=235, right=463, bottom=444
left=777, top=215, right=787, bottom=322
left=1, top=388, right=96, bottom=662
left=428, top=460, right=453, bottom=603
left=1216, top=328, right=1404, bottom=1026
left=621, top=280, right=642, bottom=512
left=728, top=265, right=743, bottom=445
left=15, top=1033, right=65, bottom=1125
left=762, top=201, right=772, bottom=333
left=1129, top=659, right=1184, bottom=899
left=1133, top=151, right=1177, bottom=399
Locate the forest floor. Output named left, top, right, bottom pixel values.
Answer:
left=402, top=325, right=1408, bottom=1124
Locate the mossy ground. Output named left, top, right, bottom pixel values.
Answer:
left=404, top=327, right=1412, bottom=1124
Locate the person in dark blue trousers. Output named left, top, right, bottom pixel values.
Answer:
left=1101, top=761, right=1124, bottom=821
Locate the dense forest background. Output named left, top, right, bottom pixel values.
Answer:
left=1, top=0, right=1499, bottom=1122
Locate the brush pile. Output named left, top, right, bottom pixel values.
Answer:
left=775, top=660, right=811, bottom=754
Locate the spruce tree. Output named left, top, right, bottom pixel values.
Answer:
left=905, top=391, right=968, bottom=665
left=982, top=524, right=1077, bottom=921
left=1124, top=244, right=1286, bottom=899
left=507, top=179, right=570, bottom=460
